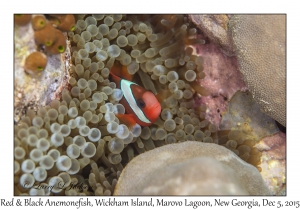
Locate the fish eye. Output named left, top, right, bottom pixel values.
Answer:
left=136, top=99, right=146, bottom=109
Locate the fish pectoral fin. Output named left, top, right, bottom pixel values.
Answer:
left=115, top=113, right=137, bottom=130
left=156, top=89, right=172, bottom=103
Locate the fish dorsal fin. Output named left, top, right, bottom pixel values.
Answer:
left=110, top=63, right=133, bottom=81
left=121, top=79, right=151, bottom=124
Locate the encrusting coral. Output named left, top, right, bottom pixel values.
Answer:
left=14, top=14, right=32, bottom=26
left=14, top=21, right=70, bottom=124
left=228, top=15, right=286, bottom=127
left=14, top=14, right=284, bottom=196
left=15, top=14, right=75, bottom=75
left=24, top=51, right=48, bottom=74
left=114, top=141, right=271, bottom=195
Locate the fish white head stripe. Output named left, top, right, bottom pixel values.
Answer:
left=121, top=79, right=151, bottom=124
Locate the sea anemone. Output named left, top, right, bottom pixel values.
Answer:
left=14, top=14, right=283, bottom=196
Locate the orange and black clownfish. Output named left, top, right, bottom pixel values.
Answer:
left=109, top=63, right=161, bottom=129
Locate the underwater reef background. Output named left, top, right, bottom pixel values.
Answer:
left=13, top=14, right=286, bottom=196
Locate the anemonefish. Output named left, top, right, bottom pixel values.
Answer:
left=109, top=63, right=161, bottom=129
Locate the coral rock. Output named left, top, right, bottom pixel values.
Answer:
left=189, top=15, right=235, bottom=56
left=193, top=42, right=247, bottom=127
left=220, top=91, right=279, bottom=141
left=14, top=22, right=70, bottom=123
left=256, top=132, right=286, bottom=195
left=114, top=141, right=271, bottom=195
